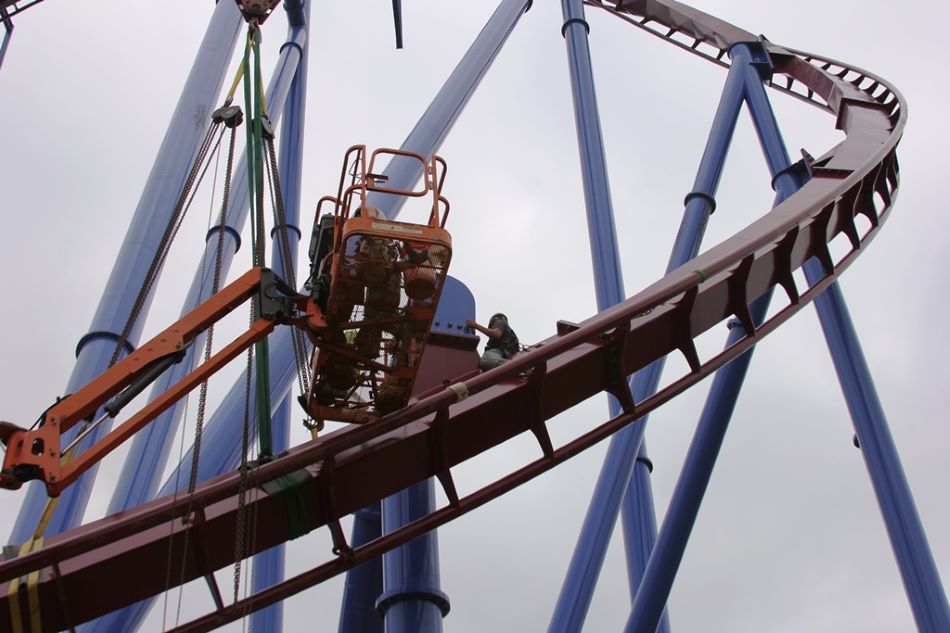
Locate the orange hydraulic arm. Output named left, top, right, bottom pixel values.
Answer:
left=0, top=267, right=303, bottom=497
left=0, top=145, right=456, bottom=498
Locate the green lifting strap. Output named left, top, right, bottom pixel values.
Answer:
left=242, top=24, right=274, bottom=458
left=263, top=471, right=311, bottom=540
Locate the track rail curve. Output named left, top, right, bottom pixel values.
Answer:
left=0, top=2, right=905, bottom=631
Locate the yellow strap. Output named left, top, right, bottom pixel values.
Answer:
left=25, top=539, right=42, bottom=633
left=258, top=80, right=268, bottom=118
left=8, top=572, right=23, bottom=633
left=32, top=426, right=82, bottom=542
left=31, top=497, right=60, bottom=542
left=7, top=538, right=44, bottom=633
left=218, top=29, right=254, bottom=108
left=225, top=57, right=246, bottom=106
left=12, top=430, right=63, bottom=631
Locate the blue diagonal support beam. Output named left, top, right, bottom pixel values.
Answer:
left=549, top=12, right=749, bottom=633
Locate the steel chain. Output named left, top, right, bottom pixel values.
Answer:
left=264, top=136, right=312, bottom=394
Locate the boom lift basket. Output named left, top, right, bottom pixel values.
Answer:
left=302, top=146, right=453, bottom=424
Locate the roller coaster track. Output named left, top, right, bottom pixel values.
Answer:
left=0, top=0, right=45, bottom=21
left=0, top=1, right=904, bottom=631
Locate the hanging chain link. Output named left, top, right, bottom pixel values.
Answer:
left=188, top=125, right=239, bottom=495
left=264, top=135, right=312, bottom=394
left=233, top=345, right=254, bottom=602
left=111, top=121, right=226, bottom=368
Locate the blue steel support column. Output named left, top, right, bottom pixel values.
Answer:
left=365, top=0, right=533, bottom=218
left=340, top=279, right=477, bottom=632
left=377, top=484, right=451, bottom=633
left=549, top=13, right=747, bottom=633
left=800, top=272, right=950, bottom=632
left=743, top=40, right=949, bottom=631
left=339, top=504, right=385, bottom=633
left=8, top=0, right=243, bottom=545
left=373, top=300, right=482, bottom=632
left=554, top=3, right=664, bottom=630
left=252, top=3, right=310, bottom=632
left=624, top=44, right=808, bottom=632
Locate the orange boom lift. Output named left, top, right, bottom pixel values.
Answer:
left=0, top=146, right=452, bottom=496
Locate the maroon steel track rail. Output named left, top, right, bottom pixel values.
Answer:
left=0, top=0, right=46, bottom=21
left=0, top=1, right=905, bottom=631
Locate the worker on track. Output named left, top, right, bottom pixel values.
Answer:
left=467, top=313, right=519, bottom=371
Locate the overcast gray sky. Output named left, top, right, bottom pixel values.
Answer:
left=1, top=1, right=948, bottom=631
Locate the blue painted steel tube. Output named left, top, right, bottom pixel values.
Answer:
left=624, top=295, right=777, bottom=633
left=745, top=42, right=949, bottom=629
left=252, top=3, right=310, bottom=630
left=103, top=19, right=307, bottom=518
left=559, top=0, right=624, bottom=306
left=8, top=0, right=244, bottom=545
left=625, top=45, right=808, bottom=629
left=558, top=2, right=639, bottom=621
left=339, top=504, right=385, bottom=633
left=377, top=483, right=451, bottom=633
left=548, top=24, right=747, bottom=633
left=619, top=445, right=661, bottom=601
left=801, top=268, right=950, bottom=632
left=365, top=0, right=532, bottom=218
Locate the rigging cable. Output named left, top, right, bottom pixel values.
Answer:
left=264, top=130, right=312, bottom=398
